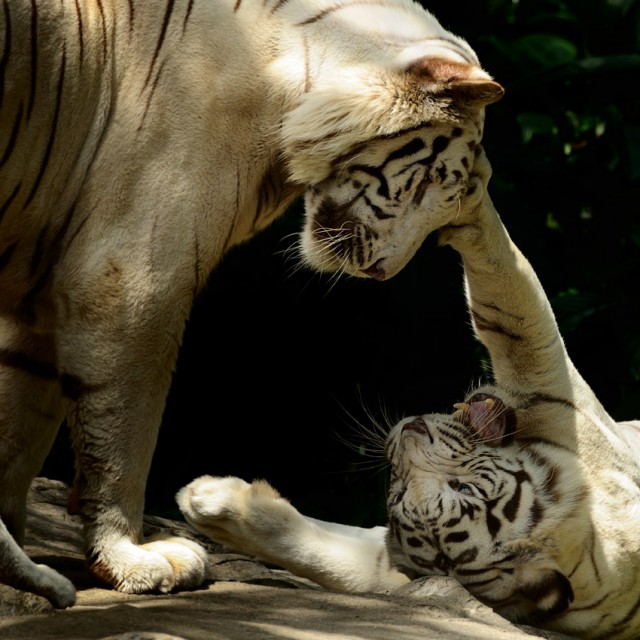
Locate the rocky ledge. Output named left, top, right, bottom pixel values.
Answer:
left=0, top=478, right=575, bottom=640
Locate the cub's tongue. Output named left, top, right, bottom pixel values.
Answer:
left=453, top=393, right=510, bottom=445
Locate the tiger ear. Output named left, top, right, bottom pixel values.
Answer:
left=408, top=57, right=505, bottom=108
left=513, top=562, right=574, bottom=617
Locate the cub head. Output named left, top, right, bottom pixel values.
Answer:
left=281, top=56, right=503, bottom=280
left=384, top=389, right=574, bottom=621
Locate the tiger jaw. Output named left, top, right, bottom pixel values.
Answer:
left=300, top=189, right=464, bottom=281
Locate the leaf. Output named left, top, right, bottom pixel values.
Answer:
left=510, top=34, right=578, bottom=69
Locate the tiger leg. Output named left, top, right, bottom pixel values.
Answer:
left=55, top=264, right=208, bottom=594
left=0, top=517, right=76, bottom=608
left=0, top=318, right=75, bottom=605
left=0, top=318, right=65, bottom=544
left=177, top=475, right=410, bottom=593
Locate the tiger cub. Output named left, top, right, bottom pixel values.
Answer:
left=0, top=0, right=502, bottom=598
left=178, top=147, right=640, bottom=640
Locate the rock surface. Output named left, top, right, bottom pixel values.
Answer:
left=0, top=478, right=576, bottom=640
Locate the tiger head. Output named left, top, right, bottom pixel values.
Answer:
left=280, top=56, right=504, bottom=281
left=384, top=388, right=575, bottom=622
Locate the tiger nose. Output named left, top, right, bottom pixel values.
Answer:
left=362, top=259, right=386, bottom=281
left=402, top=418, right=428, bottom=434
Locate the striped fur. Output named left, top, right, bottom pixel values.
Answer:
left=0, top=0, right=502, bottom=600
left=178, top=149, right=640, bottom=640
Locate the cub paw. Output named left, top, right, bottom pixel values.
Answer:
left=90, top=536, right=209, bottom=594
left=176, top=475, right=286, bottom=552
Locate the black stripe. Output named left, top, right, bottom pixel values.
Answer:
left=525, top=392, right=578, bottom=412
left=60, top=372, right=100, bottom=400
left=417, top=135, right=451, bottom=167
left=138, top=59, right=165, bottom=130
left=0, top=0, right=11, bottom=110
left=501, top=469, right=529, bottom=522
left=0, top=347, right=57, bottom=380
left=364, top=195, right=394, bottom=220
left=73, top=0, right=84, bottom=63
left=405, top=536, right=423, bottom=548
left=384, top=137, right=426, bottom=165
left=27, top=0, right=37, bottom=120
left=475, top=299, right=524, bottom=322
left=485, top=498, right=501, bottom=537
left=127, top=0, right=135, bottom=29
left=23, top=46, right=66, bottom=210
left=530, top=498, right=543, bottom=529
left=0, top=102, right=22, bottom=168
left=183, top=0, right=195, bottom=31
left=144, top=0, right=176, bottom=90
left=0, top=182, right=20, bottom=222
left=0, top=240, right=17, bottom=270
left=444, top=530, right=469, bottom=543
left=95, top=0, right=108, bottom=62
left=471, top=309, right=524, bottom=342
left=270, top=0, right=290, bottom=12
left=452, top=546, right=477, bottom=565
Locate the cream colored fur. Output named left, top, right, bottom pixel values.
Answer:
left=178, top=149, right=640, bottom=640
left=0, top=0, right=502, bottom=600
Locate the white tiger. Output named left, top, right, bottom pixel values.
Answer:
left=0, top=0, right=502, bottom=602
left=178, top=147, right=640, bottom=640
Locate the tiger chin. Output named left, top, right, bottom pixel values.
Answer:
left=178, top=148, right=640, bottom=640
left=0, top=0, right=504, bottom=601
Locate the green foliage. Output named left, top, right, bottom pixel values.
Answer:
left=432, top=0, right=640, bottom=419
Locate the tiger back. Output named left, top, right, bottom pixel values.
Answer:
left=0, top=0, right=502, bottom=600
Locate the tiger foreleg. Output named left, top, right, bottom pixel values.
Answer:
left=66, top=376, right=210, bottom=595
left=55, top=253, right=209, bottom=595
left=177, top=475, right=410, bottom=593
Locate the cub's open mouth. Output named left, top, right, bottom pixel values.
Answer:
left=361, top=259, right=386, bottom=281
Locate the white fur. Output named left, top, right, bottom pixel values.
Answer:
left=178, top=150, right=640, bottom=639
left=0, top=0, right=500, bottom=598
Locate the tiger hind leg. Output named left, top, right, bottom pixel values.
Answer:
left=0, top=320, right=65, bottom=544
left=0, top=320, right=73, bottom=605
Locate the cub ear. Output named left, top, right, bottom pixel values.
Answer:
left=514, top=562, right=574, bottom=617
left=408, top=57, right=505, bottom=108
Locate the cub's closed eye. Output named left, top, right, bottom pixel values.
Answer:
left=449, top=479, right=475, bottom=496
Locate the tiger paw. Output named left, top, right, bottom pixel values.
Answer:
left=32, top=563, right=77, bottom=609
left=176, top=475, right=289, bottom=552
left=89, top=536, right=209, bottom=594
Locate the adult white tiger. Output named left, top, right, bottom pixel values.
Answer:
left=178, top=147, right=640, bottom=640
left=0, top=0, right=503, bottom=603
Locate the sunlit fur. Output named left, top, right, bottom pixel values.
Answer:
left=0, top=0, right=502, bottom=600
left=179, top=149, right=640, bottom=640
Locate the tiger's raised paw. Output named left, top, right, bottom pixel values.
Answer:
left=176, top=475, right=295, bottom=553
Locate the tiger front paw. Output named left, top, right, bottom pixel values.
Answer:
left=89, top=535, right=209, bottom=594
left=176, top=475, right=289, bottom=553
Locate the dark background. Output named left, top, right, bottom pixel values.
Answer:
left=44, top=0, right=640, bottom=528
